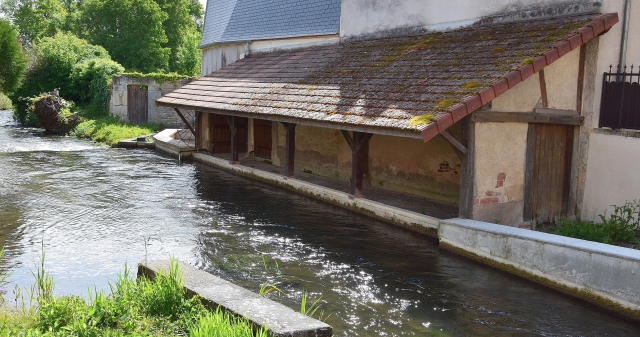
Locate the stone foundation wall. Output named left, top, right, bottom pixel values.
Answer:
left=110, top=75, right=196, bottom=128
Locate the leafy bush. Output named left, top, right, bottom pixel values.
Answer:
left=542, top=200, right=640, bottom=248
left=10, top=32, right=117, bottom=125
left=71, top=58, right=124, bottom=118
left=0, top=93, right=12, bottom=110
left=0, top=19, right=28, bottom=94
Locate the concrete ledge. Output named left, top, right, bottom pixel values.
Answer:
left=439, top=219, right=640, bottom=319
left=153, top=129, right=194, bottom=158
left=138, top=260, right=332, bottom=337
left=192, top=152, right=440, bottom=235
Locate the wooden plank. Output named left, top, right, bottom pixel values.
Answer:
left=174, top=108, right=197, bottom=138
left=439, top=130, right=467, bottom=155
left=281, top=123, right=296, bottom=177
left=253, top=119, right=272, bottom=158
left=470, top=111, right=583, bottom=125
left=576, top=45, right=586, bottom=115
left=227, top=116, right=239, bottom=164
left=342, top=131, right=372, bottom=197
left=458, top=116, right=475, bottom=219
left=539, top=69, right=549, bottom=108
left=523, top=124, right=535, bottom=222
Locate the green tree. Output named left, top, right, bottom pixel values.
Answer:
left=154, top=0, right=201, bottom=75
left=0, top=19, right=27, bottom=94
left=0, top=0, right=66, bottom=45
left=10, top=32, right=116, bottom=125
left=79, top=0, right=169, bottom=73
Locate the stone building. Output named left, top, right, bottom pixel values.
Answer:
left=157, top=0, right=639, bottom=227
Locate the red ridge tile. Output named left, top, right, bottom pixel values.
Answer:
left=604, top=13, right=619, bottom=30
left=544, top=49, right=560, bottom=65
left=421, top=124, right=440, bottom=143
left=590, top=19, right=605, bottom=36
left=533, top=56, right=547, bottom=73
left=519, top=64, right=535, bottom=81
left=556, top=41, right=571, bottom=57
left=436, top=113, right=454, bottom=132
left=492, top=79, right=509, bottom=96
left=450, top=103, right=468, bottom=122
left=569, top=34, right=583, bottom=50
left=479, top=87, right=496, bottom=105
left=463, top=95, right=483, bottom=113
left=506, top=71, right=522, bottom=88
left=580, top=26, right=595, bottom=44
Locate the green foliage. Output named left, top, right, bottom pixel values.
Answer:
left=79, top=0, right=170, bottom=73
left=155, top=0, right=200, bottom=75
left=190, top=307, right=268, bottom=337
left=73, top=116, right=162, bottom=147
left=0, top=19, right=27, bottom=94
left=124, top=71, right=198, bottom=83
left=10, top=32, right=114, bottom=125
left=0, top=93, right=12, bottom=110
left=0, top=258, right=263, bottom=336
left=542, top=200, right=640, bottom=248
left=71, top=58, right=124, bottom=118
left=0, top=0, right=66, bottom=45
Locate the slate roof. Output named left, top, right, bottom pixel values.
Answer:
left=160, top=13, right=619, bottom=141
left=199, top=0, right=341, bottom=48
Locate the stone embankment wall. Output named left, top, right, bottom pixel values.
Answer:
left=110, top=75, right=196, bottom=127
left=440, top=218, right=640, bottom=320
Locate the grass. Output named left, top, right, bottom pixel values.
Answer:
left=0, top=257, right=268, bottom=337
left=540, top=200, right=640, bottom=249
left=73, top=116, right=162, bottom=147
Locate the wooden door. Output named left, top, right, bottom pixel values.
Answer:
left=127, top=85, right=148, bottom=124
left=526, top=124, right=574, bottom=223
left=208, top=114, right=248, bottom=154
left=253, top=119, right=272, bottom=158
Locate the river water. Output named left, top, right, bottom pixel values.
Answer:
left=0, top=110, right=638, bottom=336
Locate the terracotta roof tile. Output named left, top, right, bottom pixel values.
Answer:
left=157, top=13, right=619, bottom=141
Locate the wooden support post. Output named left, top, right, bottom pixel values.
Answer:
left=539, top=69, right=549, bottom=108
left=458, top=115, right=475, bottom=219
left=341, top=130, right=373, bottom=197
left=174, top=108, right=196, bottom=138
left=439, top=129, right=467, bottom=160
left=281, top=122, right=296, bottom=177
left=226, top=116, right=239, bottom=164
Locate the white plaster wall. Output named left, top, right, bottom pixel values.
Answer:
left=582, top=132, right=640, bottom=221
left=340, top=0, right=598, bottom=37
left=201, top=43, right=248, bottom=76
left=250, top=35, right=339, bottom=54
left=473, top=122, right=528, bottom=226
left=545, top=47, right=580, bottom=110
left=588, top=0, right=639, bottom=129
left=201, top=35, right=339, bottom=76
left=491, top=71, right=541, bottom=112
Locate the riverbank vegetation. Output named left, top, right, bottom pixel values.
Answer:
left=0, top=0, right=203, bottom=132
left=539, top=200, right=640, bottom=249
left=0, top=258, right=267, bottom=336
left=73, top=116, right=162, bottom=147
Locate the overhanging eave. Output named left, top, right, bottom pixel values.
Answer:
left=160, top=102, right=423, bottom=140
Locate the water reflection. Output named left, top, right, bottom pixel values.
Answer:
left=0, top=110, right=638, bottom=336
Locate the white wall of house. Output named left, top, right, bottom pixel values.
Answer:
left=581, top=0, right=640, bottom=220
left=340, top=0, right=601, bottom=38
left=201, top=35, right=339, bottom=75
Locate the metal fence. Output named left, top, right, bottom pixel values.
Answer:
left=599, top=65, right=640, bottom=130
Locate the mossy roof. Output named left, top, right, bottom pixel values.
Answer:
left=157, top=12, right=618, bottom=142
